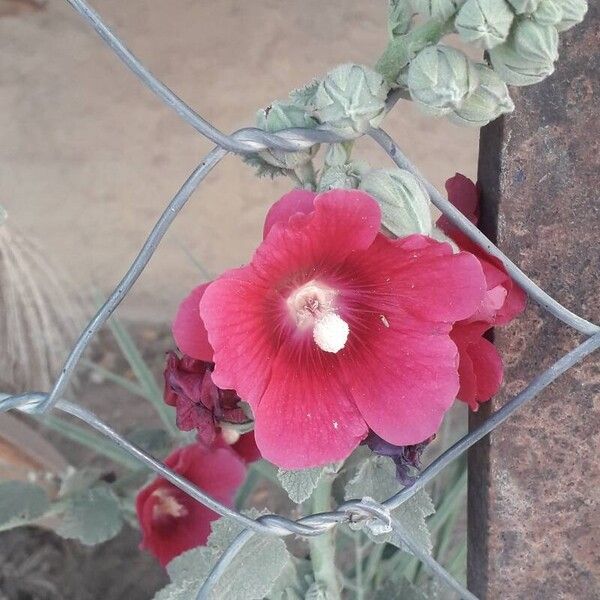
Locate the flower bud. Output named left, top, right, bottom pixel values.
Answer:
left=532, top=0, right=563, bottom=25
left=553, top=0, right=587, bottom=31
left=324, top=142, right=354, bottom=168
left=448, top=63, right=515, bottom=126
left=506, top=0, right=541, bottom=13
left=359, top=168, right=432, bottom=237
left=312, top=64, right=389, bottom=136
left=407, top=45, right=479, bottom=117
left=412, top=0, right=466, bottom=20
left=389, top=0, right=412, bottom=37
left=455, top=0, right=515, bottom=49
left=318, top=161, right=369, bottom=192
left=489, top=20, right=559, bottom=86
left=255, top=101, right=318, bottom=170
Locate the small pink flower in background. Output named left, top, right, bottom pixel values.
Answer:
left=439, top=173, right=527, bottom=410
left=163, top=351, right=248, bottom=444
left=177, top=189, right=486, bottom=468
left=136, top=441, right=246, bottom=567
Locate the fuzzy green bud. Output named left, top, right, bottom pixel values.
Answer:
left=255, top=101, right=318, bottom=170
left=312, top=64, right=389, bottom=137
left=388, top=0, right=413, bottom=37
left=407, top=45, right=479, bottom=117
left=554, top=0, right=588, bottom=31
left=412, top=0, right=466, bottom=20
left=359, top=169, right=432, bottom=237
left=448, top=63, right=515, bottom=126
left=324, top=142, right=354, bottom=168
left=532, top=0, right=563, bottom=25
left=318, top=161, right=369, bottom=192
left=455, top=0, right=515, bottom=49
left=506, top=0, right=541, bottom=13
left=489, top=20, right=559, bottom=86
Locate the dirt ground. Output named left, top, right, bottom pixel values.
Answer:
left=0, top=0, right=479, bottom=324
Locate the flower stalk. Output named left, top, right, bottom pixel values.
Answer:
left=308, top=472, right=341, bottom=598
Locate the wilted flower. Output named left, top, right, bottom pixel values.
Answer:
left=185, top=189, right=486, bottom=468
left=365, top=430, right=435, bottom=485
left=136, top=442, right=246, bottom=566
left=163, top=351, right=248, bottom=444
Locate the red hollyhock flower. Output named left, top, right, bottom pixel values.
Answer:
left=438, top=174, right=527, bottom=327
left=176, top=189, right=486, bottom=468
left=439, top=174, right=526, bottom=410
left=163, top=351, right=248, bottom=444
left=136, top=442, right=246, bottom=567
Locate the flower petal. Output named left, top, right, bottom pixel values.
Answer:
left=263, top=188, right=317, bottom=239
left=172, top=284, right=214, bottom=361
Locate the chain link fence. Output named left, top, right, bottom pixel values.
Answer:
left=1, top=1, right=598, bottom=598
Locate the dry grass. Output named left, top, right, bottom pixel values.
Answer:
left=0, top=214, right=89, bottom=394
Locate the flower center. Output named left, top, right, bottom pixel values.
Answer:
left=286, top=281, right=349, bottom=353
left=151, top=487, right=189, bottom=522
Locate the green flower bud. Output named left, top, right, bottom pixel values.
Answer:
left=388, top=0, right=412, bottom=37
left=554, top=0, right=587, bottom=31
left=532, top=0, right=563, bottom=25
left=318, top=161, right=369, bottom=192
left=448, top=63, right=515, bottom=126
left=412, top=0, right=466, bottom=20
left=407, top=45, right=479, bottom=117
left=455, top=0, right=515, bottom=49
left=324, top=142, right=354, bottom=168
left=506, top=0, right=541, bottom=13
left=359, top=169, right=432, bottom=237
left=489, top=20, right=559, bottom=86
left=255, top=101, right=318, bottom=170
left=312, top=64, right=389, bottom=136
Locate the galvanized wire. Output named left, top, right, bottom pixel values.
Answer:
left=0, top=1, right=598, bottom=599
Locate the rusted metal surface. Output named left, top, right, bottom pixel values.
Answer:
left=469, top=5, right=600, bottom=598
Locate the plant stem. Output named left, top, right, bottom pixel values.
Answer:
left=375, top=17, right=454, bottom=85
left=308, top=474, right=341, bottom=599
left=354, top=533, right=365, bottom=600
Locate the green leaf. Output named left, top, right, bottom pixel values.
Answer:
left=266, top=558, right=313, bottom=600
left=277, top=466, right=328, bottom=504
left=58, top=466, right=104, bottom=498
left=344, top=455, right=434, bottom=555
left=164, top=510, right=292, bottom=600
left=345, top=455, right=400, bottom=502
left=0, top=480, right=50, bottom=529
left=55, top=485, right=123, bottom=545
left=374, top=575, right=428, bottom=600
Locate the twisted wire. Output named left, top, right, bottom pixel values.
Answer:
left=0, top=1, right=598, bottom=599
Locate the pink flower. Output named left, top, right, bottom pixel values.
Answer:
left=176, top=189, right=486, bottom=468
left=450, top=322, right=503, bottom=411
left=439, top=174, right=527, bottom=410
left=438, top=174, right=527, bottom=326
left=135, top=442, right=246, bottom=566
left=163, top=351, right=248, bottom=444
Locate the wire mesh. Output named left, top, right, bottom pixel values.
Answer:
left=0, top=1, right=598, bottom=599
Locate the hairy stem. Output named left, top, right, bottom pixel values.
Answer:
left=308, top=474, right=341, bottom=599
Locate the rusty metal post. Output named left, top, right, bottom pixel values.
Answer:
left=468, top=5, right=600, bottom=599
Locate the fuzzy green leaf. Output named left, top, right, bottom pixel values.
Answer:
left=277, top=466, right=328, bottom=504
left=0, top=480, right=50, bottom=529
left=55, top=485, right=123, bottom=545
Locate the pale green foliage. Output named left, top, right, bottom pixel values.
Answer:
left=277, top=466, right=329, bottom=504
left=407, top=45, right=479, bottom=117
left=448, top=63, right=515, bottom=126
left=359, top=168, right=432, bottom=236
left=455, top=0, right=515, bottom=49
left=157, top=510, right=292, bottom=600
left=312, top=64, right=389, bottom=136
left=412, top=0, right=466, bottom=20
left=55, top=485, right=123, bottom=545
left=489, top=19, right=559, bottom=86
left=553, top=0, right=588, bottom=31
left=0, top=480, right=49, bottom=530
left=344, top=455, right=434, bottom=555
